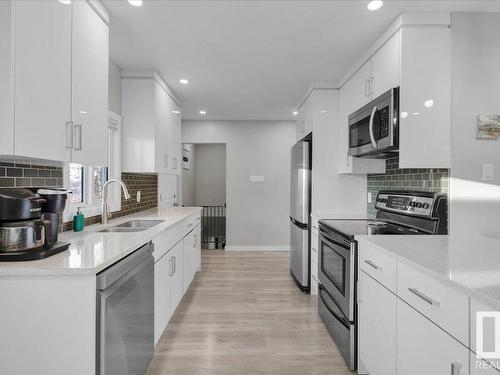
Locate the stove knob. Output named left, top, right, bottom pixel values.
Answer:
left=417, top=202, right=424, bottom=208
left=423, top=203, right=430, bottom=209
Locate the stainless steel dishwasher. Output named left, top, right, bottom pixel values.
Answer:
left=96, top=242, right=154, bottom=375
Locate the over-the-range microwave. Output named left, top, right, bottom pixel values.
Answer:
left=348, top=87, right=399, bottom=159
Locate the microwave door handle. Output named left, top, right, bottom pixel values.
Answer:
left=369, top=105, right=378, bottom=148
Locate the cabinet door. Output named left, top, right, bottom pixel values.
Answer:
left=71, top=0, right=108, bottom=166
left=397, top=299, right=469, bottom=375
left=154, top=253, right=172, bottom=345
left=168, top=97, right=182, bottom=175
left=14, top=0, right=71, bottom=162
left=399, top=27, right=451, bottom=168
left=358, top=271, right=397, bottom=375
left=371, top=30, right=401, bottom=98
left=183, top=230, right=195, bottom=292
left=155, top=82, right=168, bottom=173
left=194, top=224, right=201, bottom=272
left=169, top=241, right=184, bottom=316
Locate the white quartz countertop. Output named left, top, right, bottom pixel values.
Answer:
left=0, top=207, right=202, bottom=276
left=356, top=235, right=500, bottom=310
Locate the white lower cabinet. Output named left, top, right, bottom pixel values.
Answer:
left=153, top=214, right=201, bottom=345
left=154, top=251, right=172, bottom=344
left=183, top=224, right=201, bottom=292
left=358, top=270, right=397, bottom=375
left=169, top=241, right=184, bottom=316
left=397, top=299, right=469, bottom=375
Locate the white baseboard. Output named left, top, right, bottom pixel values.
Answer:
left=224, top=246, right=291, bottom=252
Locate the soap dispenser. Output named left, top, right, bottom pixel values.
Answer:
left=73, top=207, right=85, bottom=232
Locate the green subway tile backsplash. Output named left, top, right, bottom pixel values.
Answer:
left=367, top=156, right=449, bottom=217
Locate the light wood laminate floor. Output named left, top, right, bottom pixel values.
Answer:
left=147, top=250, right=353, bottom=375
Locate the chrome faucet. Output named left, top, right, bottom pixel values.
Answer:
left=101, top=179, right=131, bottom=224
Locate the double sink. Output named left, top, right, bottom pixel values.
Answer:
left=99, top=220, right=165, bottom=233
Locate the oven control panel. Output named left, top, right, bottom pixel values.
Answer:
left=375, top=193, right=434, bottom=217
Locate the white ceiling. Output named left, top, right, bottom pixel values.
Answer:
left=104, top=0, right=500, bottom=121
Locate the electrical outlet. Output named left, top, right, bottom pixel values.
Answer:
left=137, top=191, right=141, bottom=203
left=482, top=164, right=494, bottom=181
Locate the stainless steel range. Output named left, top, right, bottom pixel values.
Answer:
left=317, top=190, right=447, bottom=370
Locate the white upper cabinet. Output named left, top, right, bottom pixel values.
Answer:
left=0, top=0, right=109, bottom=164
left=13, top=0, right=72, bottom=162
left=338, top=14, right=451, bottom=172
left=121, top=71, right=182, bottom=174
left=338, top=60, right=386, bottom=174
left=71, top=0, right=109, bottom=166
left=399, top=27, right=451, bottom=169
left=371, top=31, right=401, bottom=98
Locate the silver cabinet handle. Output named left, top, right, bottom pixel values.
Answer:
left=368, top=105, right=378, bottom=148
left=74, top=124, right=83, bottom=151
left=193, top=234, right=197, bottom=248
left=172, top=256, right=176, bottom=274
left=370, top=76, right=374, bottom=96
left=364, top=79, right=370, bottom=97
left=408, top=288, right=440, bottom=307
left=451, top=362, right=463, bottom=375
left=364, top=259, right=382, bottom=270
left=66, top=121, right=74, bottom=149
left=169, top=257, right=174, bottom=276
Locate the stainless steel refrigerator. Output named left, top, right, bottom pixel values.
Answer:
left=290, top=139, right=311, bottom=291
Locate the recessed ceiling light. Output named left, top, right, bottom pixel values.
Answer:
left=57, top=0, right=71, bottom=4
left=172, top=110, right=181, bottom=114
left=179, top=79, right=189, bottom=85
left=128, top=0, right=143, bottom=7
left=320, top=110, right=327, bottom=114
left=292, top=111, right=298, bottom=116
left=367, top=0, right=383, bottom=11
left=199, top=110, right=206, bottom=115
left=424, top=99, right=434, bottom=108
left=401, top=112, right=409, bottom=119
left=79, top=110, right=87, bottom=114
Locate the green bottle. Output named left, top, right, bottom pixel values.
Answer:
left=73, top=207, right=85, bottom=232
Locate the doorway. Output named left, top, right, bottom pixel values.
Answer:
left=181, top=143, right=226, bottom=249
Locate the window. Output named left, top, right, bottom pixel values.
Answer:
left=93, top=166, right=108, bottom=200
left=69, top=164, right=84, bottom=204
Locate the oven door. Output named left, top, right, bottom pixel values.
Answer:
left=318, top=229, right=354, bottom=322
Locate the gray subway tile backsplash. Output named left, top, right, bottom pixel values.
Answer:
left=0, top=162, right=63, bottom=189
left=367, top=156, right=449, bottom=217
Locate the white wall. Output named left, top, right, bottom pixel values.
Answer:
left=109, top=59, right=121, bottom=115
left=194, top=144, right=226, bottom=206
left=182, top=144, right=196, bottom=207
left=450, top=12, right=500, bottom=237
left=182, top=120, right=296, bottom=250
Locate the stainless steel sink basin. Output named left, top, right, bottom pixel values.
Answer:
left=99, top=220, right=164, bottom=233
left=99, top=227, right=149, bottom=233
left=116, top=220, right=165, bottom=228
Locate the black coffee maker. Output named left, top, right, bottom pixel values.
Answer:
left=0, top=188, right=70, bottom=261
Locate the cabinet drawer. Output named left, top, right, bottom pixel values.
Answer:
left=397, top=261, right=469, bottom=346
left=359, top=242, right=397, bottom=292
